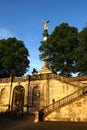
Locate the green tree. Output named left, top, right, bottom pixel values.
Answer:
left=39, top=23, right=79, bottom=77
left=0, top=37, right=30, bottom=78
left=76, top=26, right=87, bottom=76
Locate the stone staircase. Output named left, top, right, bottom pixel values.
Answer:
left=39, top=86, right=87, bottom=121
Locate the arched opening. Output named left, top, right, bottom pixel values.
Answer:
left=12, top=85, right=25, bottom=112
left=32, top=86, right=40, bottom=107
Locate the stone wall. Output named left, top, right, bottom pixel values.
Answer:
left=0, top=73, right=87, bottom=121
left=45, top=95, right=87, bottom=122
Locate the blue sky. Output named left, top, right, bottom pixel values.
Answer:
left=0, top=0, right=87, bottom=75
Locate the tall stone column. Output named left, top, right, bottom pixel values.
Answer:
left=38, top=20, right=52, bottom=74
left=38, top=21, right=52, bottom=107
left=42, top=20, right=49, bottom=68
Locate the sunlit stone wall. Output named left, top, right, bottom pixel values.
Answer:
left=0, top=73, right=87, bottom=121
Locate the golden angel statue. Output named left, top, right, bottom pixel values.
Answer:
left=43, top=20, right=49, bottom=31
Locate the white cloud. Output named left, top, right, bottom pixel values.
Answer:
left=0, top=29, right=13, bottom=39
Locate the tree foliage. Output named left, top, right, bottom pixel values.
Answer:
left=39, top=23, right=79, bottom=77
left=76, top=27, right=87, bottom=76
left=0, top=37, right=30, bottom=78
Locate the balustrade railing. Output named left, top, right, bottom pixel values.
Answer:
left=40, top=86, right=87, bottom=117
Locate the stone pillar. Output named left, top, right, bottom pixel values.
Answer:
left=24, top=89, right=28, bottom=112
left=23, top=80, right=29, bottom=112
left=23, top=76, right=30, bottom=113
left=8, top=75, right=13, bottom=111
left=34, top=111, right=39, bottom=122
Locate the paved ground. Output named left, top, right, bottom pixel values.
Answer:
left=0, top=118, right=87, bottom=130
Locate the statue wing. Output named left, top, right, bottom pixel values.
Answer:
left=47, top=20, right=50, bottom=23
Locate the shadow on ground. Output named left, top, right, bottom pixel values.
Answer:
left=0, top=118, right=87, bottom=130
left=0, top=112, right=87, bottom=130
